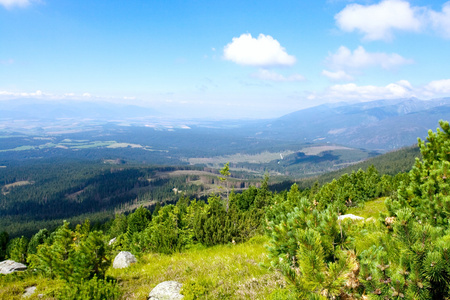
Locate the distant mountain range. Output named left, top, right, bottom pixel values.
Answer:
left=248, top=97, right=450, bottom=151
left=1, top=97, right=450, bottom=152
left=0, top=99, right=158, bottom=120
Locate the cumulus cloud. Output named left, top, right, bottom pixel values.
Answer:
left=327, top=81, right=414, bottom=100
left=311, top=79, right=450, bottom=102
left=321, top=70, right=354, bottom=81
left=335, top=0, right=422, bottom=41
left=223, top=33, right=296, bottom=67
left=425, top=79, right=450, bottom=94
left=428, top=2, right=450, bottom=38
left=252, top=69, right=305, bottom=82
left=0, top=0, right=33, bottom=8
left=326, top=46, right=413, bottom=70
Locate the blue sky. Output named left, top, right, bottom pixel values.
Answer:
left=1, top=0, right=450, bottom=119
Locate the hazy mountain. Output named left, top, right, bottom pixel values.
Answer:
left=251, top=97, right=450, bottom=151
left=0, top=99, right=158, bottom=120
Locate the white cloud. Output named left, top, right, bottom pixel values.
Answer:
left=0, top=0, right=33, bottom=8
left=252, top=69, right=304, bottom=82
left=322, top=70, right=354, bottom=81
left=326, top=46, right=413, bottom=70
left=311, top=80, right=416, bottom=101
left=425, top=79, right=450, bottom=94
left=223, top=33, right=296, bottom=67
left=335, top=0, right=422, bottom=41
left=428, top=2, right=450, bottom=38
left=0, top=90, right=45, bottom=97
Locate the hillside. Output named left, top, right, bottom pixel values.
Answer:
left=1, top=121, right=450, bottom=299
left=249, top=97, right=450, bottom=151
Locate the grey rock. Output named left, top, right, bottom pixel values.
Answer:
left=22, top=286, right=36, bottom=298
left=108, top=237, right=117, bottom=246
left=338, top=214, right=364, bottom=221
left=148, top=281, right=184, bottom=300
left=0, top=260, right=27, bottom=275
left=112, top=251, right=137, bottom=269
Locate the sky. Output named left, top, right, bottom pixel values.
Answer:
left=1, top=0, right=450, bottom=119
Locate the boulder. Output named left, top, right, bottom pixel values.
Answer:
left=338, top=214, right=364, bottom=221
left=22, top=286, right=36, bottom=298
left=148, top=281, right=184, bottom=300
left=0, top=260, right=27, bottom=275
left=112, top=251, right=137, bottom=269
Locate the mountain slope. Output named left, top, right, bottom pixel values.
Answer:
left=254, top=98, right=450, bottom=151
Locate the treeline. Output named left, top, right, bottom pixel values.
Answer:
left=0, top=159, right=207, bottom=237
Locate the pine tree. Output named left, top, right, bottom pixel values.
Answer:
left=388, top=120, right=450, bottom=226
left=0, top=231, right=9, bottom=260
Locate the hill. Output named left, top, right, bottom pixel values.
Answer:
left=250, top=97, right=450, bottom=151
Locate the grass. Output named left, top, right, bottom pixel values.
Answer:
left=347, top=197, right=388, bottom=219
left=107, top=235, right=286, bottom=299
left=0, top=272, right=66, bottom=300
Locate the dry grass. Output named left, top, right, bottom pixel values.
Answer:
left=1, top=180, right=34, bottom=195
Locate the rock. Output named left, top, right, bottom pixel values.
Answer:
left=108, top=237, right=117, bottom=246
left=0, top=260, right=27, bottom=275
left=112, top=251, right=137, bottom=269
left=148, top=281, right=184, bottom=300
left=22, top=286, right=36, bottom=298
left=338, top=214, right=364, bottom=221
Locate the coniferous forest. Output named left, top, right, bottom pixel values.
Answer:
left=1, top=121, right=450, bottom=299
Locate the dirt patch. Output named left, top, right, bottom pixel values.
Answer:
left=2, top=180, right=34, bottom=195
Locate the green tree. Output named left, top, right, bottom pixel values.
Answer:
left=219, top=162, right=231, bottom=212
left=0, top=231, right=8, bottom=260
left=6, top=236, right=29, bottom=264
left=27, top=228, right=49, bottom=255
left=127, top=206, right=152, bottom=234
left=387, top=120, right=450, bottom=227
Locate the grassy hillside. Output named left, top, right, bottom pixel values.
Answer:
left=0, top=236, right=288, bottom=300
left=108, top=236, right=285, bottom=299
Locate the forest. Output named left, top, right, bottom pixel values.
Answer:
left=0, top=121, right=449, bottom=299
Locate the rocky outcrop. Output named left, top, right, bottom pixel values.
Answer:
left=112, top=251, right=137, bottom=269
left=0, top=260, right=27, bottom=275
left=338, top=214, right=364, bottom=221
left=22, top=286, right=36, bottom=298
left=148, top=281, right=184, bottom=300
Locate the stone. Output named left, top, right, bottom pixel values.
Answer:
left=148, top=281, right=184, bottom=300
left=338, top=214, right=364, bottom=221
left=112, top=251, right=137, bottom=269
left=22, top=286, right=36, bottom=298
left=108, top=237, right=117, bottom=246
left=0, top=260, right=27, bottom=275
